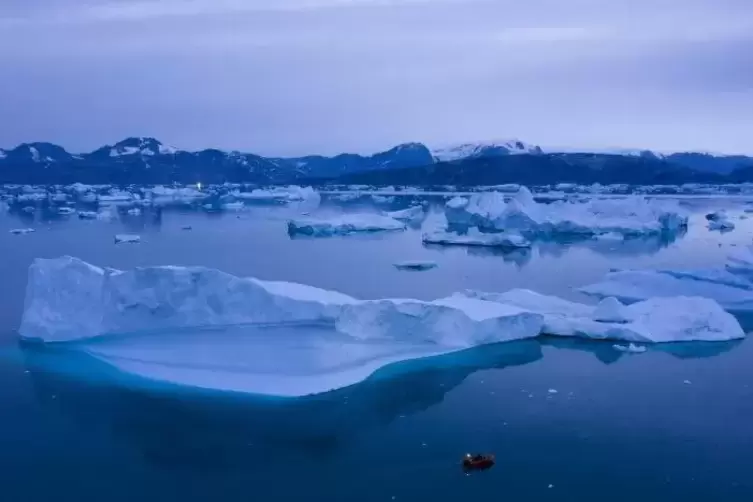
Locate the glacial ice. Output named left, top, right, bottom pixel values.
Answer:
left=9, top=228, right=35, bottom=235
left=114, top=234, right=141, bottom=244
left=233, top=186, right=320, bottom=207
left=288, top=214, right=406, bottom=237
left=422, top=227, right=531, bottom=248
left=19, top=258, right=745, bottom=396
left=460, top=289, right=743, bottom=342
left=579, top=257, right=753, bottom=312
left=445, top=186, right=688, bottom=237
left=386, top=205, right=425, bottom=223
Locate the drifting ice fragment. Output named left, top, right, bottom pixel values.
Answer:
left=114, top=234, right=141, bottom=244
left=423, top=227, right=531, bottom=248
left=288, top=214, right=406, bottom=237
left=9, top=228, right=35, bottom=235
left=393, top=261, right=438, bottom=271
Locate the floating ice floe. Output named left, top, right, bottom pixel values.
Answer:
left=56, top=207, right=76, bottom=215
left=147, top=186, right=205, bottom=206
left=393, top=261, right=438, bottom=271
left=114, top=234, right=141, bottom=244
left=445, top=187, right=687, bottom=237
left=126, top=208, right=142, bottom=216
left=9, top=228, right=35, bottom=235
left=423, top=227, right=531, bottom=248
left=461, top=289, right=743, bottom=343
left=579, top=247, right=753, bottom=312
left=371, top=195, right=395, bottom=204
left=17, top=257, right=745, bottom=397
left=233, top=186, right=320, bottom=205
left=386, top=205, right=425, bottom=223
left=288, top=214, right=406, bottom=237
left=78, top=211, right=98, bottom=220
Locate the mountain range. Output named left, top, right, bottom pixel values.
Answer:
left=1, top=136, right=752, bottom=185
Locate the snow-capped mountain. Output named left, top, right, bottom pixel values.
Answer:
left=4, top=142, right=75, bottom=163
left=1, top=136, right=752, bottom=184
left=91, top=137, right=178, bottom=158
left=432, top=139, right=543, bottom=162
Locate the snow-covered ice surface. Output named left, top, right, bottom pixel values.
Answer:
left=288, top=214, right=406, bottom=237
left=460, top=289, right=743, bottom=343
left=445, top=187, right=688, bottom=238
left=579, top=249, right=753, bottom=312
left=18, top=257, right=746, bottom=397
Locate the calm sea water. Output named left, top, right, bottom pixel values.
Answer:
left=1, top=195, right=753, bottom=501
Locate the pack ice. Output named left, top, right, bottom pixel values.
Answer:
left=579, top=245, right=753, bottom=312
left=19, top=257, right=744, bottom=397
left=444, top=187, right=687, bottom=237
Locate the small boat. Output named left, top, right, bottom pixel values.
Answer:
left=462, top=453, right=495, bottom=471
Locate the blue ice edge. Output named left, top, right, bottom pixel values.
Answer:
left=16, top=328, right=742, bottom=405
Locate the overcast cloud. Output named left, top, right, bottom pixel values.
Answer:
left=1, top=0, right=752, bottom=155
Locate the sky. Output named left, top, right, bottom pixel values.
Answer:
left=1, top=0, right=752, bottom=156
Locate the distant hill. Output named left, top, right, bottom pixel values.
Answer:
left=0, top=136, right=750, bottom=185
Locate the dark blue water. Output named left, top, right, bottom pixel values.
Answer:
left=1, top=196, right=753, bottom=501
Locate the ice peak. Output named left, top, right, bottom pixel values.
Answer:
left=432, top=139, right=542, bottom=162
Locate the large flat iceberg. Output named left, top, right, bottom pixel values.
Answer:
left=19, top=257, right=745, bottom=397
left=445, top=187, right=687, bottom=237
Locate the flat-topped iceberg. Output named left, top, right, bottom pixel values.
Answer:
left=579, top=251, right=753, bottom=312
left=445, top=187, right=687, bottom=237
left=19, top=257, right=744, bottom=396
left=422, top=227, right=531, bottom=248
left=288, top=214, right=406, bottom=237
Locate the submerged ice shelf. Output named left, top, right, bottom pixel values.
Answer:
left=18, top=257, right=745, bottom=397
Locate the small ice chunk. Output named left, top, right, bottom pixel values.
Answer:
left=393, top=261, right=438, bottom=271
left=683, top=380, right=692, bottom=385
left=114, top=234, right=140, bottom=244
left=127, top=208, right=142, bottom=216
left=10, top=228, right=35, bottom=235
left=57, top=207, right=76, bottom=215
left=222, top=201, right=245, bottom=211
left=78, top=211, right=98, bottom=220
left=386, top=205, right=425, bottom=223
left=548, top=389, right=558, bottom=394
left=708, top=218, right=735, bottom=231
left=613, top=343, right=647, bottom=353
